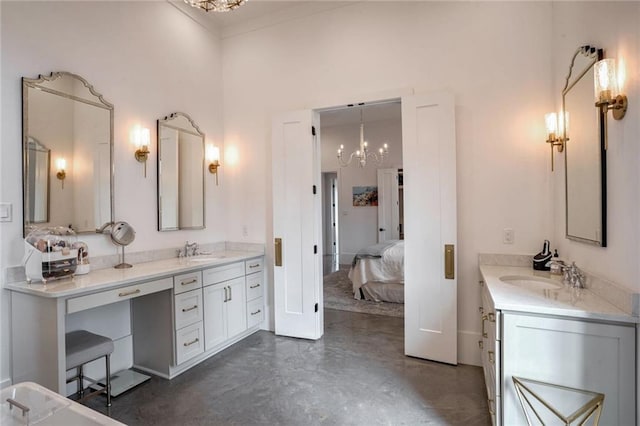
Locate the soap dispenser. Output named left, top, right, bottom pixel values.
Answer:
left=533, top=240, right=552, bottom=271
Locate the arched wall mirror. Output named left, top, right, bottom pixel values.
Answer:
left=562, top=45, right=606, bottom=246
left=22, top=72, right=114, bottom=236
left=157, top=112, right=205, bottom=231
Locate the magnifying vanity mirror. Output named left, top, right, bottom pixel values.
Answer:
left=563, top=45, right=606, bottom=246
left=22, top=72, right=114, bottom=236
left=157, top=112, right=205, bottom=231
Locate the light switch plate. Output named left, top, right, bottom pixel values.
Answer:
left=0, top=203, right=12, bottom=222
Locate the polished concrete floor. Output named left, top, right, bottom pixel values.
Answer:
left=87, top=309, right=490, bottom=425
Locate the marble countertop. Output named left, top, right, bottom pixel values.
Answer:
left=4, top=250, right=264, bottom=299
left=480, top=265, right=638, bottom=324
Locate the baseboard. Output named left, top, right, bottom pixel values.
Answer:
left=458, top=330, right=482, bottom=366
left=0, top=377, right=12, bottom=389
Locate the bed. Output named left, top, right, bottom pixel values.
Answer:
left=348, top=240, right=404, bottom=303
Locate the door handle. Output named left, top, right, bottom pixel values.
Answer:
left=223, top=286, right=228, bottom=302
left=275, top=238, right=282, bottom=267
left=228, top=285, right=232, bottom=301
left=444, top=244, right=455, bottom=279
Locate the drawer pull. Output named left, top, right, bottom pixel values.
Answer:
left=182, top=305, right=198, bottom=313
left=478, top=340, right=483, bottom=349
left=249, top=263, right=260, bottom=269
left=251, top=309, right=262, bottom=316
left=488, top=351, right=495, bottom=364
left=118, top=289, right=140, bottom=297
left=481, top=314, right=488, bottom=338
left=487, top=312, right=496, bottom=322
left=183, top=337, right=199, bottom=347
left=181, top=279, right=198, bottom=286
left=249, top=284, right=261, bottom=289
left=7, top=398, right=30, bottom=417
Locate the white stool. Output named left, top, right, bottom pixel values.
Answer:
left=65, top=330, right=114, bottom=407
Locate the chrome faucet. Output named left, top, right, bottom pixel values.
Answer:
left=566, top=262, right=585, bottom=288
left=177, top=241, right=199, bottom=258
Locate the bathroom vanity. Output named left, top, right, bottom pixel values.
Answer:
left=5, top=250, right=264, bottom=395
left=478, top=260, right=637, bottom=425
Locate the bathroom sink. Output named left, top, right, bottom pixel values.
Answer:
left=186, top=255, right=226, bottom=262
left=499, top=275, right=563, bottom=290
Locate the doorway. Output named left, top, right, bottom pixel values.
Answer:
left=318, top=101, right=404, bottom=318
left=271, top=91, right=457, bottom=364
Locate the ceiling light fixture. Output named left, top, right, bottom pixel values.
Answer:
left=337, top=107, right=389, bottom=168
left=184, top=0, right=246, bottom=12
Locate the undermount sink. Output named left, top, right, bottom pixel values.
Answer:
left=499, top=275, right=563, bottom=290
left=186, top=255, right=226, bottom=262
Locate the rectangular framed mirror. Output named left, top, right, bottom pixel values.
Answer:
left=157, top=112, right=205, bottom=231
left=22, top=72, right=114, bottom=236
left=562, top=45, right=606, bottom=246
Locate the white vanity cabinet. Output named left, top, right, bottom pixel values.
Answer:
left=203, top=277, right=247, bottom=350
left=479, top=278, right=637, bottom=425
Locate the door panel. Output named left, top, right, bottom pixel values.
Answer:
left=272, top=110, right=323, bottom=340
left=403, top=92, right=457, bottom=364
left=226, top=278, right=247, bottom=339
left=377, top=168, right=399, bottom=242
left=203, top=284, right=226, bottom=350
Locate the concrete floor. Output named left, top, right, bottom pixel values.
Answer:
left=87, top=309, right=490, bottom=425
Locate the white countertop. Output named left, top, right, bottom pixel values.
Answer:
left=480, top=265, right=638, bottom=324
left=5, top=250, right=264, bottom=299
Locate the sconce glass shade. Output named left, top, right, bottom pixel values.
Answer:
left=594, top=59, right=618, bottom=103
left=545, top=112, right=558, bottom=136
left=558, top=111, right=569, bottom=138
left=206, top=145, right=220, bottom=164
left=56, top=158, right=66, bottom=172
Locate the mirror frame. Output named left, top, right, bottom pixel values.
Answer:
left=562, top=45, right=607, bottom=246
left=25, top=136, right=51, bottom=224
left=22, top=72, right=115, bottom=237
left=156, top=112, right=206, bottom=231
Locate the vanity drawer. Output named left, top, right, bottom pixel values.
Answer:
left=67, top=277, right=173, bottom=314
left=246, top=273, right=263, bottom=301
left=174, top=289, right=203, bottom=330
left=175, top=321, right=204, bottom=365
left=203, top=262, right=244, bottom=286
left=245, top=258, right=264, bottom=275
left=174, top=271, right=202, bottom=295
left=247, top=297, right=264, bottom=328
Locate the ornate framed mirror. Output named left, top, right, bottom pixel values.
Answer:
left=157, top=112, right=205, bottom=231
left=562, top=45, right=606, bottom=246
left=22, top=72, right=114, bottom=236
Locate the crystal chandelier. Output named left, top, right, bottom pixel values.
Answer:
left=337, top=108, right=389, bottom=168
left=184, top=0, right=246, bottom=12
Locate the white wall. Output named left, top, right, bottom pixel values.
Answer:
left=222, top=1, right=555, bottom=364
left=0, top=1, right=225, bottom=386
left=320, top=118, right=403, bottom=261
left=550, top=2, right=640, bottom=293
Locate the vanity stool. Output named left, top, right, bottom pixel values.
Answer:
left=512, top=376, right=604, bottom=425
left=65, top=330, right=114, bottom=407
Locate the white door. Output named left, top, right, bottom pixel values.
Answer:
left=203, top=284, right=226, bottom=350
left=377, top=168, right=400, bottom=242
left=226, top=277, right=247, bottom=339
left=272, top=110, right=323, bottom=340
left=402, top=92, right=457, bottom=364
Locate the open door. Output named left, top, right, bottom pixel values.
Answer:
left=402, top=92, right=457, bottom=364
left=377, top=168, right=400, bottom=242
left=272, top=110, right=323, bottom=340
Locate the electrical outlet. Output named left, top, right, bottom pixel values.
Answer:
left=503, top=228, right=514, bottom=244
left=0, top=203, right=12, bottom=222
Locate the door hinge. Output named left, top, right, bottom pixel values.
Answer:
left=314, top=303, right=319, bottom=312
left=312, top=126, right=316, bottom=136
left=313, top=245, right=317, bottom=254
left=313, top=185, right=317, bottom=194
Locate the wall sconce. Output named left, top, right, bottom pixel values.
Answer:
left=594, top=58, right=628, bottom=122
left=56, top=158, right=67, bottom=188
left=206, top=144, right=221, bottom=185
left=133, top=126, right=151, bottom=177
left=544, top=112, right=568, bottom=171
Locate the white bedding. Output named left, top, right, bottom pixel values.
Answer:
left=348, top=240, right=404, bottom=301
